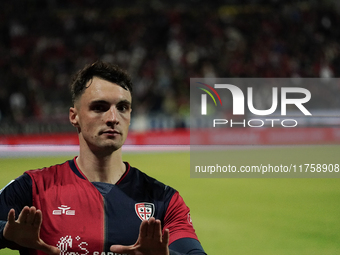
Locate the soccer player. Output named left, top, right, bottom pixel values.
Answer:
left=0, top=61, right=206, bottom=255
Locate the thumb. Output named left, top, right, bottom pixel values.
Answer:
left=110, top=244, right=133, bottom=254
left=38, top=242, right=60, bottom=255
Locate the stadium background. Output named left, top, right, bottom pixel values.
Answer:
left=0, top=0, right=340, bottom=254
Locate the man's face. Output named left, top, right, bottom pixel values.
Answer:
left=69, top=77, right=132, bottom=154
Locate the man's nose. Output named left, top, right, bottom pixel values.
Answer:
left=106, top=107, right=118, bottom=125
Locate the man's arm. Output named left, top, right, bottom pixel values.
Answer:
left=0, top=174, right=32, bottom=249
left=168, top=238, right=206, bottom=255
left=163, top=192, right=206, bottom=254
left=0, top=174, right=60, bottom=254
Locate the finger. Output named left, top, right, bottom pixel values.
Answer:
left=7, top=209, right=16, bottom=224
left=153, top=219, right=162, bottom=241
left=26, top=207, right=37, bottom=225
left=147, top=217, right=155, bottom=238
left=162, top=228, right=170, bottom=246
left=110, top=244, right=133, bottom=254
left=38, top=241, right=61, bottom=255
left=140, top=219, right=149, bottom=238
left=17, top=206, right=30, bottom=223
left=32, top=209, right=43, bottom=228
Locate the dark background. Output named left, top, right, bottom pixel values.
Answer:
left=1, top=0, right=339, bottom=134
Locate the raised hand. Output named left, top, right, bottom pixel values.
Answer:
left=3, top=206, right=60, bottom=255
left=110, top=217, right=169, bottom=255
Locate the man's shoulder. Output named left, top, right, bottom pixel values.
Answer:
left=24, top=159, right=72, bottom=177
left=123, top=164, right=177, bottom=199
left=128, top=165, right=175, bottom=189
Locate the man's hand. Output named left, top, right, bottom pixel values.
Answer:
left=110, top=217, right=169, bottom=255
left=3, top=206, right=60, bottom=255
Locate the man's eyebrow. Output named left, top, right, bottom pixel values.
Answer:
left=89, top=100, right=110, bottom=105
left=117, top=99, right=132, bottom=106
left=89, top=99, right=131, bottom=105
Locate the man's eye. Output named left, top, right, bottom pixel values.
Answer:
left=92, top=105, right=105, bottom=111
left=117, top=105, right=129, bottom=112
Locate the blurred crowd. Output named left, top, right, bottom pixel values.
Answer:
left=0, top=0, right=340, bottom=133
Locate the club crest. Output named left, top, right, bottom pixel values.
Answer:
left=135, top=202, right=155, bottom=221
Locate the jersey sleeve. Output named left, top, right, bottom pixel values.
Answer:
left=0, top=173, right=32, bottom=249
left=169, top=238, right=207, bottom=255
left=163, top=191, right=199, bottom=244
left=164, top=192, right=206, bottom=254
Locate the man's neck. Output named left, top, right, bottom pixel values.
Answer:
left=76, top=148, right=126, bottom=184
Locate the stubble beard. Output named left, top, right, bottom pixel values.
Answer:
left=83, top=133, right=125, bottom=157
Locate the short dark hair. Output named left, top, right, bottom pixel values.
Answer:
left=70, top=61, right=133, bottom=104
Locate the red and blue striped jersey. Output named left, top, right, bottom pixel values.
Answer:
left=0, top=158, right=206, bottom=255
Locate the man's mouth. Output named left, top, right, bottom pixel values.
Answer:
left=100, top=129, right=121, bottom=135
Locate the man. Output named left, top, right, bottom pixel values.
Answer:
left=0, top=61, right=206, bottom=255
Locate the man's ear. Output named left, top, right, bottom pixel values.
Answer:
left=69, top=107, right=79, bottom=128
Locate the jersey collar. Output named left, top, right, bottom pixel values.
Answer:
left=68, top=157, right=131, bottom=184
